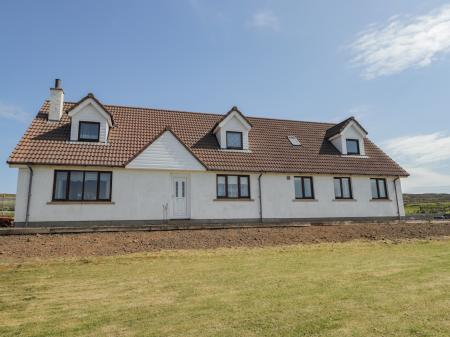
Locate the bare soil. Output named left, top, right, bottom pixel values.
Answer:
left=0, top=222, right=449, bottom=259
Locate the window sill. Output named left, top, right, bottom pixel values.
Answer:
left=213, top=198, right=254, bottom=202
left=47, top=201, right=115, bottom=205
left=292, top=199, right=318, bottom=202
left=370, top=199, right=392, bottom=202
left=340, top=155, right=368, bottom=158
left=332, top=198, right=357, bottom=202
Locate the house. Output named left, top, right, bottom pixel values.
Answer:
left=8, top=80, right=408, bottom=227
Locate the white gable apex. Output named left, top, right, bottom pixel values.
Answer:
left=68, top=97, right=113, bottom=127
left=126, top=131, right=205, bottom=171
left=213, top=110, right=251, bottom=134
left=341, top=120, right=367, bottom=138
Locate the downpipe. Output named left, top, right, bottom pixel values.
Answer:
left=25, top=165, right=34, bottom=227
left=393, top=177, right=401, bottom=220
left=258, top=173, right=263, bottom=223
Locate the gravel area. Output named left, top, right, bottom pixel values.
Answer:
left=0, top=222, right=449, bottom=259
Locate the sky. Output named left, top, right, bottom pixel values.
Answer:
left=1, top=0, right=450, bottom=194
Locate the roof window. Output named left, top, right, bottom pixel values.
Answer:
left=288, top=135, right=301, bottom=146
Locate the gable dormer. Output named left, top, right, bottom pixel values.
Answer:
left=213, top=106, right=252, bottom=150
left=67, top=93, right=114, bottom=143
left=326, top=117, right=368, bottom=156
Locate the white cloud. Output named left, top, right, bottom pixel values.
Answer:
left=0, top=102, right=30, bottom=123
left=383, top=132, right=450, bottom=164
left=401, top=167, right=450, bottom=193
left=382, top=132, right=450, bottom=193
left=249, top=10, right=279, bottom=31
left=350, top=4, right=450, bottom=79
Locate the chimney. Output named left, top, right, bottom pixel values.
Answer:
left=48, top=79, right=64, bottom=121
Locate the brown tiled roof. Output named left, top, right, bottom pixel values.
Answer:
left=8, top=101, right=409, bottom=176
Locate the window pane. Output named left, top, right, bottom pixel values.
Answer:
left=334, top=178, right=342, bottom=198
left=182, top=181, right=185, bottom=198
left=79, top=122, right=99, bottom=140
left=99, top=172, right=111, bottom=200
left=226, top=132, right=242, bottom=148
left=303, top=178, right=313, bottom=198
left=54, top=171, right=68, bottom=200
left=240, top=176, right=249, bottom=197
left=371, top=179, right=378, bottom=198
left=342, top=178, right=351, bottom=198
left=346, top=139, right=359, bottom=154
left=294, top=177, right=303, bottom=199
left=227, top=176, right=238, bottom=197
left=68, top=172, right=83, bottom=200
left=83, top=172, right=98, bottom=200
left=217, top=176, right=226, bottom=197
left=378, top=179, right=387, bottom=198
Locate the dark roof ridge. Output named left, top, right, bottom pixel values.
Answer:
left=59, top=101, right=337, bottom=126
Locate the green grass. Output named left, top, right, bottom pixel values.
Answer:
left=405, top=201, right=450, bottom=216
left=1, top=240, right=450, bottom=336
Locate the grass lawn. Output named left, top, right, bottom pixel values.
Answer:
left=1, top=240, right=450, bottom=337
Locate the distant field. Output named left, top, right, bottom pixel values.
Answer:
left=404, top=193, right=450, bottom=216
left=0, top=194, right=15, bottom=217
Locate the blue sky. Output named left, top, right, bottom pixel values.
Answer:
left=1, top=0, right=450, bottom=193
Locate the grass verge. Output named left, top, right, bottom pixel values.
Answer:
left=1, top=240, right=450, bottom=336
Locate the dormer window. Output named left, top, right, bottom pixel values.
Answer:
left=346, top=139, right=360, bottom=155
left=226, top=131, right=243, bottom=149
left=79, top=121, right=100, bottom=142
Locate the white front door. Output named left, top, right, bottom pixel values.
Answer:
left=171, top=175, right=189, bottom=219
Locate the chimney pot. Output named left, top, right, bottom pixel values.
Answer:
left=54, top=78, right=61, bottom=89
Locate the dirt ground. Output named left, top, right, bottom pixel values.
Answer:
left=0, top=222, right=449, bottom=259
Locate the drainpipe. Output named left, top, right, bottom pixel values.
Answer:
left=25, top=165, right=34, bottom=227
left=393, top=177, right=401, bottom=220
left=258, top=173, right=263, bottom=223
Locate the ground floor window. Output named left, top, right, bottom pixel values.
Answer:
left=371, top=178, right=388, bottom=199
left=217, top=175, right=250, bottom=198
left=294, top=176, right=314, bottom=199
left=334, top=177, right=352, bottom=199
left=53, top=170, right=112, bottom=201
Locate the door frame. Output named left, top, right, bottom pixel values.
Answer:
left=170, top=174, right=190, bottom=219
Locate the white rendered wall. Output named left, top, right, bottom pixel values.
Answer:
left=14, top=166, right=405, bottom=223
left=70, top=104, right=109, bottom=142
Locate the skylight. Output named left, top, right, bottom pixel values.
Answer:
left=288, top=135, right=301, bottom=146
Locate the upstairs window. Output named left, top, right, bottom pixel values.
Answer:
left=53, top=170, right=112, bottom=201
left=346, top=139, right=360, bottom=155
left=217, top=175, right=250, bottom=199
left=294, top=177, right=314, bottom=199
left=226, top=131, right=243, bottom=149
left=79, top=121, right=100, bottom=142
left=334, top=177, right=353, bottom=199
left=371, top=178, right=388, bottom=199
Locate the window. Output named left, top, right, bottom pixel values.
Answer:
left=216, top=175, right=250, bottom=198
left=294, top=177, right=314, bottom=199
left=346, top=139, right=360, bottom=155
left=226, top=131, right=243, bottom=149
left=371, top=178, right=388, bottom=199
left=334, top=177, right=352, bottom=199
left=78, top=121, right=100, bottom=142
left=53, top=170, right=112, bottom=201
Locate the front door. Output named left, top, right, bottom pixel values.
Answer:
left=171, top=176, right=189, bottom=219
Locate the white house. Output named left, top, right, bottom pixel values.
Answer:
left=8, top=80, right=408, bottom=227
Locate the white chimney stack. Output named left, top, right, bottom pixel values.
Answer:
left=48, top=79, right=64, bottom=121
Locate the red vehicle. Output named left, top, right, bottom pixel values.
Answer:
left=0, top=216, right=13, bottom=227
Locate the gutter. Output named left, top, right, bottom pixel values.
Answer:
left=393, top=176, right=401, bottom=219
left=258, top=173, right=263, bottom=223
left=25, top=166, right=34, bottom=227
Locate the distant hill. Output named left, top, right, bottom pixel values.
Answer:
left=403, top=193, right=450, bottom=216
left=403, top=193, right=450, bottom=204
